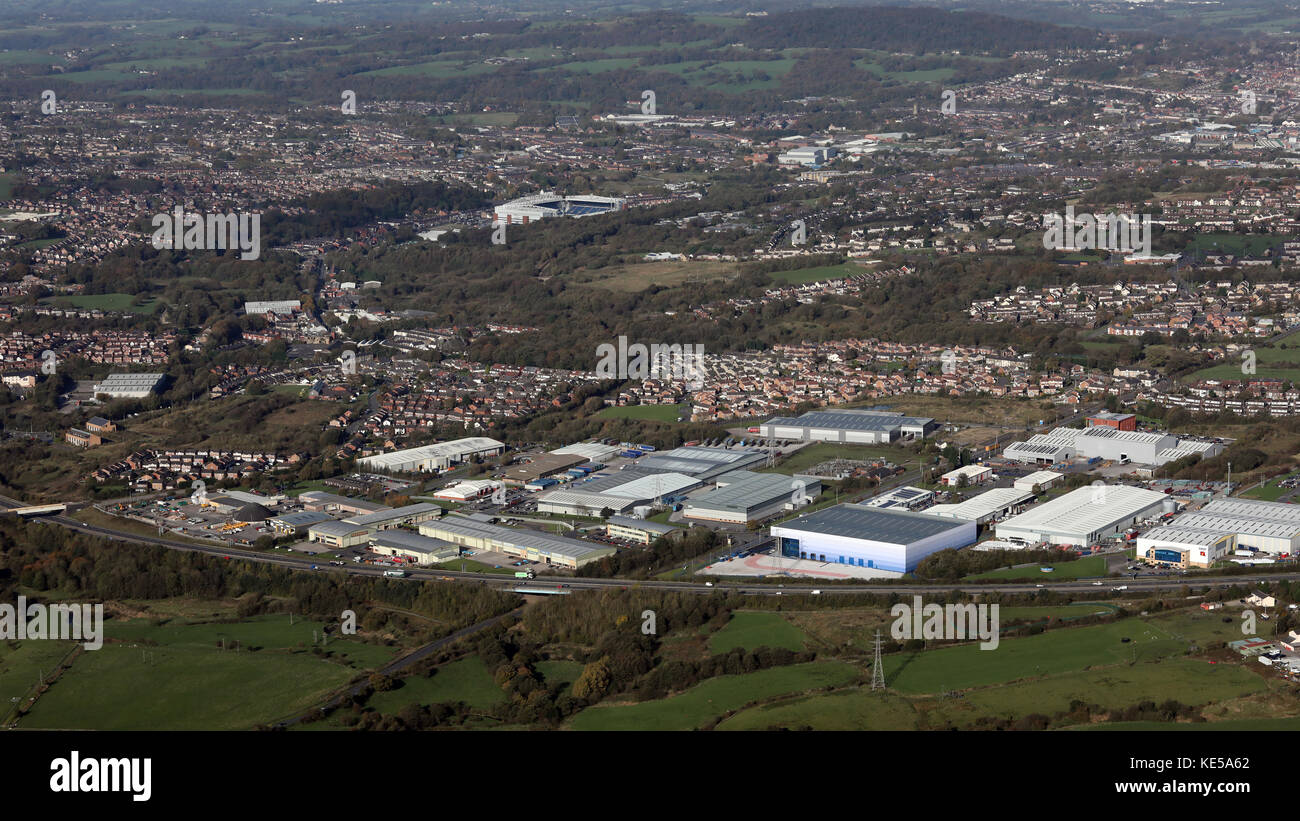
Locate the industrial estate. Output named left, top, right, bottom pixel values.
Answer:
left=2, top=0, right=1300, bottom=753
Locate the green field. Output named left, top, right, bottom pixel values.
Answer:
left=708, top=612, right=808, bottom=654
left=595, top=404, right=685, bottom=423
left=1185, top=340, right=1300, bottom=383
left=568, top=661, right=859, bottom=730
left=368, top=655, right=505, bottom=713
left=968, top=554, right=1112, bottom=581
left=888, top=618, right=1187, bottom=694
left=41, top=293, right=160, bottom=313
left=721, top=657, right=1266, bottom=730
left=18, top=613, right=401, bottom=729
left=23, top=645, right=354, bottom=730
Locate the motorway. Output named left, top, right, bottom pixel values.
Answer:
left=6, top=493, right=1300, bottom=597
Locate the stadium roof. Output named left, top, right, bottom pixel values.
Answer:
left=774, top=503, right=967, bottom=545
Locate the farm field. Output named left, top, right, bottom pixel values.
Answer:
left=366, top=655, right=505, bottom=714
left=568, top=661, right=859, bottom=731
left=708, top=611, right=808, bottom=654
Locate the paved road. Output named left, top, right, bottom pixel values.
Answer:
left=7, top=498, right=1300, bottom=597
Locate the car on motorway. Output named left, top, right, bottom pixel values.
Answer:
left=1092, top=581, right=1103, bottom=585
left=704, top=582, right=714, bottom=587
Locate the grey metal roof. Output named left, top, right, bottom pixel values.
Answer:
left=774, top=503, right=967, bottom=544
left=685, top=472, right=816, bottom=514
left=606, top=515, right=677, bottom=534
left=345, top=502, right=442, bottom=526
left=370, top=530, right=456, bottom=554
left=421, top=516, right=613, bottom=561
left=764, top=409, right=933, bottom=432
left=309, top=520, right=370, bottom=537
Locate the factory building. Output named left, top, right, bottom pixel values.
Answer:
left=927, top=487, right=1035, bottom=526
left=758, top=409, right=937, bottom=445
left=939, top=464, right=992, bottom=487
left=1136, top=526, right=1236, bottom=569
left=536, top=471, right=700, bottom=517
left=93, top=372, right=165, bottom=399
left=368, top=531, right=460, bottom=565
left=357, top=437, right=505, bottom=473
left=631, top=446, right=768, bottom=481
left=418, top=517, right=615, bottom=569
left=306, top=503, right=444, bottom=547
left=501, top=453, right=586, bottom=486
left=770, top=504, right=976, bottom=573
left=1163, top=498, right=1300, bottom=556
left=605, top=516, right=679, bottom=545
left=994, top=485, right=1171, bottom=547
left=1013, top=470, right=1063, bottom=493
left=434, top=480, right=498, bottom=502
left=297, top=491, right=391, bottom=516
left=1087, top=412, right=1137, bottom=431
left=267, top=510, right=333, bottom=536
left=1002, top=425, right=1223, bottom=467
left=864, top=486, right=935, bottom=511
left=681, top=471, right=822, bottom=525
left=551, top=442, right=622, bottom=463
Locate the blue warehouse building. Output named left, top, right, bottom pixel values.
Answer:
left=769, top=503, right=976, bottom=573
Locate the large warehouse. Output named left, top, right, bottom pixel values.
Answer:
left=494, top=192, right=627, bottom=225
left=418, top=517, right=615, bottom=569
left=994, top=484, right=1171, bottom=547
left=682, top=471, right=823, bottom=525
left=536, top=471, right=700, bottom=517
left=770, top=504, right=976, bottom=572
left=1165, top=498, right=1300, bottom=556
left=927, top=487, right=1035, bottom=525
left=1136, top=526, right=1236, bottom=569
left=758, top=409, right=937, bottom=444
left=1002, top=425, right=1223, bottom=467
left=631, top=446, right=768, bottom=481
left=357, top=437, right=505, bottom=473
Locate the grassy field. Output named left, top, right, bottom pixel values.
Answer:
left=721, top=657, right=1267, bottom=730
left=888, top=618, right=1187, bottom=694
left=764, top=441, right=914, bottom=475
left=19, top=612, right=403, bottom=729
left=41, top=293, right=160, bottom=313
left=967, top=554, right=1112, bottom=581
left=368, top=655, right=504, bottom=713
left=708, top=612, right=808, bottom=654
left=595, top=404, right=685, bottom=423
left=569, top=259, right=740, bottom=292
left=568, top=661, right=859, bottom=730
left=1185, top=338, right=1300, bottom=383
